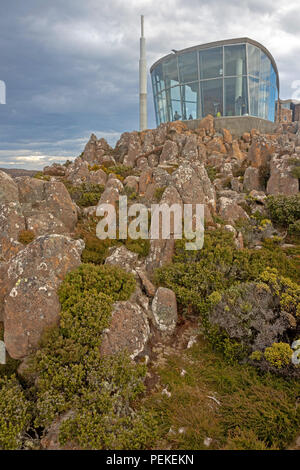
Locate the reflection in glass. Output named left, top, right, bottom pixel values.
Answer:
left=249, top=77, right=259, bottom=117
left=199, top=47, right=223, bottom=79
left=157, top=91, right=168, bottom=123
left=225, top=44, right=246, bottom=76
left=168, top=86, right=182, bottom=121
left=152, top=63, right=165, bottom=93
left=247, top=45, right=260, bottom=77
left=259, top=80, right=269, bottom=120
left=224, top=77, right=248, bottom=116
left=162, top=56, right=179, bottom=88
left=181, top=83, right=199, bottom=120
left=178, top=51, right=198, bottom=83
left=201, top=79, right=223, bottom=117
left=260, top=52, right=271, bottom=82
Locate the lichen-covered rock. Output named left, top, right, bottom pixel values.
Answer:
left=218, top=197, right=249, bottom=224
left=266, top=154, right=299, bottom=195
left=243, top=167, right=263, bottom=192
left=172, top=160, right=216, bottom=214
left=0, top=170, right=19, bottom=204
left=65, top=158, right=90, bottom=184
left=160, top=140, right=178, bottom=164
left=152, top=287, right=177, bottom=333
left=139, top=168, right=153, bottom=195
left=197, top=114, right=214, bottom=134
left=89, top=168, right=107, bottom=186
left=3, top=235, right=84, bottom=359
left=247, top=137, right=274, bottom=168
left=0, top=202, right=25, bottom=261
left=105, top=246, right=139, bottom=274
left=82, top=134, right=112, bottom=165
left=100, top=301, right=150, bottom=359
left=123, top=132, right=142, bottom=167
left=123, top=175, right=139, bottom=193
left=43, top=163, right=66, bottom=177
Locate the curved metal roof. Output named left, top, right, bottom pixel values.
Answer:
left=150, top=37, right=279, bottom=92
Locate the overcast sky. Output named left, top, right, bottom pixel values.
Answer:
left=0, top=0, right=300, bottom=169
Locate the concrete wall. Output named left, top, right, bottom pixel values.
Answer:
left=184, top=116, right=277, bottom=137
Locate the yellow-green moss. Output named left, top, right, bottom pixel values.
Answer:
left=264, top=342, right=293, bottom=369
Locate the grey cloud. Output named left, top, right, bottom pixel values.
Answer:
left=0, top=0, right=299, bottom=168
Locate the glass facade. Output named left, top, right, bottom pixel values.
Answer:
left=151, top=40, right=279, bottom=125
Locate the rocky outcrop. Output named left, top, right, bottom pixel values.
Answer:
left=0, top=175, right=78, bottom=261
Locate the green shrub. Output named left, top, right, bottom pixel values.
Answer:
left=33, top=172, right=51, bottom=181
left=288, top=219, right=300, bottom=237
left=154, top=230, right=299, bottom=316
left=18, top=229, right=35, bottom=245
left=125, top=237, right=150, bottom=257
left=0, top=375, right=31, bottom=449
left=64, top=182, right=105, bottom=207
left=264, top=342, right=293, bottom=369
left=205, top=165, right=217, bottom=182
left=58, top=264, right=136, bottom=308
left=266, top=194, right=300, bottom=227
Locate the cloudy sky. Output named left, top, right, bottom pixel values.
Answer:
left=0, top=0, right=300, bottom=169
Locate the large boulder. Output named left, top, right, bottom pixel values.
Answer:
left=160, top=140, right=179, bottom=164
left=18, top=178, right=78, bottom=236
left=3, top=235, right=84, bottom=359
left=218, top=197, right=249, bottom=224
left=172, top=160, right=216, bottom=215
left=247, top=138, right=274, bottom=169
left=243, top=167, right=264, bottom=192
left=266, top=154, right=299, bottom=195
left=100, top=301, right=150, bottom=359
left=65, top=158, right=90, bottom=185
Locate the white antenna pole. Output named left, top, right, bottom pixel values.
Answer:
left=139, top=15, right=147, bottom=131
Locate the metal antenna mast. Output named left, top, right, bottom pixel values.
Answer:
left=139, top=15, right=147, bottom=131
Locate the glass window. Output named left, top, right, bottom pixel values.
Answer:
left=157, top=91, right=168, bottom=123
left=268, top=85, right=276, bottom=122
left=260, top=52, right=271, bottom=82
left=249, top=77, right=259, bottom=117
left=259, top=80, right=269, bottom=120
left=201, top=79, right=223, bottom=117
left=151, top=64, right=165, bottom=93
left=247, top=44, right=260, bottom=78
left=162, top=56, right=179, bottom=88
left=224, top=76, right=248, bottom=116
left=181, top=83, right=199, bottom=120
left=224, top=44, right=246, bottom=76
left=199, top=47, right=223, bottom=79
left=178, top=51, right=198, bottom=83
left=165, top=86, right=182, bottom=121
